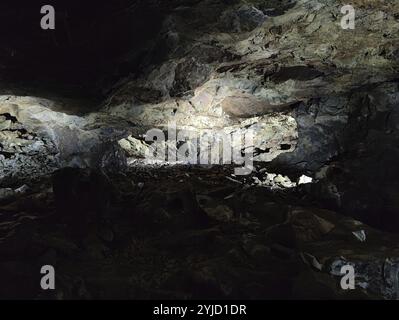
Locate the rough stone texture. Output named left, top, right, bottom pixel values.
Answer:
left=1, top=167, right=399, bottom=300
left=1, top=0, right=399, bottom=225
left=102, top=0, right=399, bottom=171
left=0, top=96, right=131, bottom=184
left=3, top=0, right=396, bottom=177
left=98, top=0, right=399, bottom=230
left=1, top=0, right=399, bottom=299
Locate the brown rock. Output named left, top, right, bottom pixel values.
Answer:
left=220, top=94, right=298, bottom=119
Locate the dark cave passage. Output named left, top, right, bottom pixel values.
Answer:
left=0, top=1, right=167, bottom=100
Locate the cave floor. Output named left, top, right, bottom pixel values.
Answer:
left=1, top=165, right=398, bottom=300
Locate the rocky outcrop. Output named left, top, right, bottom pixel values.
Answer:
left=98, top=0, right=399, bottom=229
left=0, top=96, right=132, bottom=185
left=1, top=0, right=399, bottom=300
left=102, top=0, right=398, bottom=172
left=2, top=0, right=399, bottom=226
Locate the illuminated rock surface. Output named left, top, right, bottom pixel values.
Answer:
left=0, top=0, right=399, bottom=299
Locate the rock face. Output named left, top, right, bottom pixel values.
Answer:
left=100, top=0, right=399, bottom=229
left=1, top=0, right=399, bottom=225
left=2, top=0, right=396, bottom=177
left=1, top=0, right=399, bottom=300
left=0, top=97, right=59, bottom=184
left=220, top=94, right=298, bottom=118
left=102, top=0, right=399, bottom=171
left=0, top=96, right=130, bottom=184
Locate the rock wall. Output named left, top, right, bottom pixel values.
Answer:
left=1, top=0, right=398, bottom=229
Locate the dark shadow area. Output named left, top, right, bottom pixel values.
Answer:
left=0, top=1, right=165, bottom=100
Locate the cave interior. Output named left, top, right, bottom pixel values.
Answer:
left=1, top=0, right=399, bottom=300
